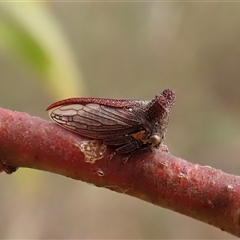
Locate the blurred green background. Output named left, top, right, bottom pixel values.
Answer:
left=0, top=2, right=240, bottom=239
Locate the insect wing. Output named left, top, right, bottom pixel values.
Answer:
left=47, top=101, right=144, bottom=139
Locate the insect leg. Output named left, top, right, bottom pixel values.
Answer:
left=106, top=138, right=142, bottom=161
left=103, top=136, right=133, bottom=146
left=115, top=140, right=142, bottom=154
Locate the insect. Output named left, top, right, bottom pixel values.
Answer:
left=46, top=89, right=175, bottom=160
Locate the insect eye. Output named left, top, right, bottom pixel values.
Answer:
left=149, top=134, right=161, bottom=147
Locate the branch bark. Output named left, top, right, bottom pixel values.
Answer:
left=0, top=107, right=240, bottom=237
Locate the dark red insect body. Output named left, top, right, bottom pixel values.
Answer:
left=47, top=89, right=175, bottom=159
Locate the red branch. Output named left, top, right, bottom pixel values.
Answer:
left=0, top=107, right=240, bottom=237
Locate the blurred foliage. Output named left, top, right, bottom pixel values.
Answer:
left=0, top=2, right=240, bottom=239
left=0, top=1, right=85, bottom=99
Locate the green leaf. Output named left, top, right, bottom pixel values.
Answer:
left=0, top=1, right=86, bottom=98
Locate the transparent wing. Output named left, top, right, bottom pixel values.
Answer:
left=48, top=103, right=144, bottom=139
